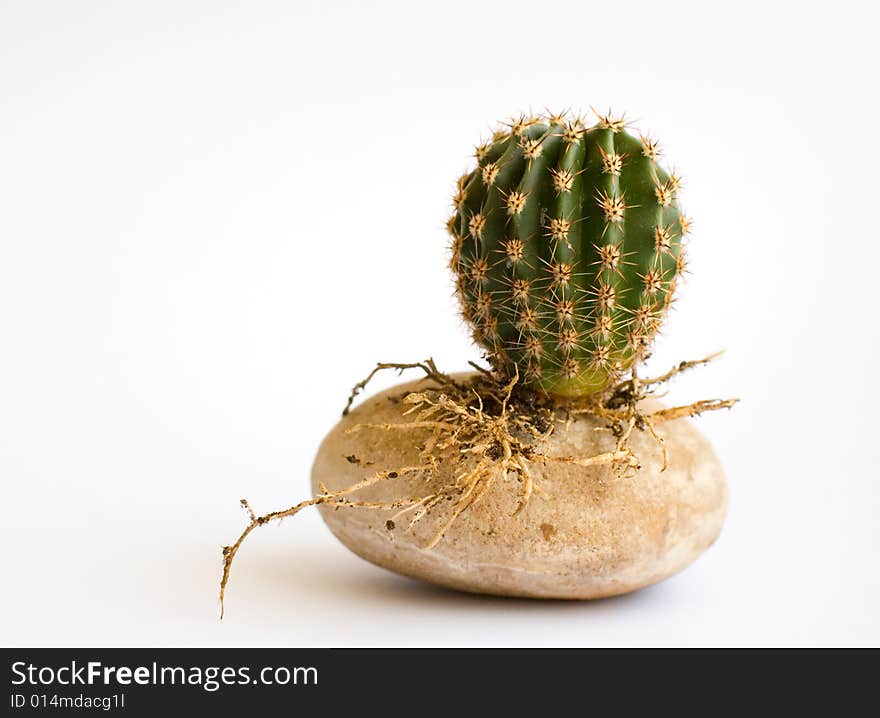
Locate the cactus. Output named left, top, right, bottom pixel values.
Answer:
left=219, top=110, right=737, bottom=612
left=448, top=111, right=690, bottom=398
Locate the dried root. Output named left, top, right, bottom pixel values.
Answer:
left=219, top=353, right=737, bottom=617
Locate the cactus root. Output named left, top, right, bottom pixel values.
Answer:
left=219, top=354, right=737, bottom=617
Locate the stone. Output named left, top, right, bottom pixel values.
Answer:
left=311, top=374, right=728, bottom=599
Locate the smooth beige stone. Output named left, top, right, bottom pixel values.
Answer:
left=311, top=374, right=728, bottom=599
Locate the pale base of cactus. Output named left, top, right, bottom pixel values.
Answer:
left=218, top=354, right=736, bottom=614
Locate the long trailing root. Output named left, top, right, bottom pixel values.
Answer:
left=219, top=352, right=738, bottom=617
left=219, top=465, right=423, bottom=617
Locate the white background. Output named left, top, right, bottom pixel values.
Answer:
left=2, top=0, right=878, bottom=647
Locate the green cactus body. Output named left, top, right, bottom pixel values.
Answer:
left=449, top=111, right=690, bottom=398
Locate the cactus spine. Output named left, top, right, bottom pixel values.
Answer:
left=449, top=111, right=689, bottom=398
